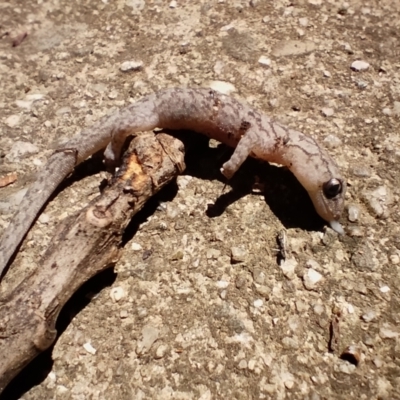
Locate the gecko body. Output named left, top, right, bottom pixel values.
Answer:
left=0, top=88, right=346, bottom=277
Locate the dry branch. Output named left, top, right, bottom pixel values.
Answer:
left=0, top=133, right=185, bottom=393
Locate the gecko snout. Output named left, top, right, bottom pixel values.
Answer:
left=308, top=177, right=346, bottom=235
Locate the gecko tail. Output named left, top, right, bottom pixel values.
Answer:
left=0, top=152, right=77, bottom=279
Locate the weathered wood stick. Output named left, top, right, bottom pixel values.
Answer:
left=0, top=133, right=185, bottom=393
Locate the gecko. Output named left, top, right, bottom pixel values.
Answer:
left=0, top=87, right=346, bottom=278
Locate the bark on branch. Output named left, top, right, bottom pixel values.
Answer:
left=0, top=133, right=185, bottom=393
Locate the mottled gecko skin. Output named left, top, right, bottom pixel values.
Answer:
left=0, top=88, right=346, bottom=276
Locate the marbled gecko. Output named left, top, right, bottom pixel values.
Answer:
left=0, top=88, right=346, bottom=277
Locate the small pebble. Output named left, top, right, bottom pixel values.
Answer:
left=351, top=60, right=370, bottom=71
left=364, top=185, right=394, bottom=217
left=235, top=274, right=247, bottom=289
left=347, top=205, right=360, bottom=222
left=38, top=213, right=50, bottom=224
left=343, top=43, right=353, bottom=54
left=131, top=242, right=143, bottom=251
left=253, top=299, right=263, bottom=308
left=357, top=80, right=368, bottom=89
left=83, top=342, right=97, bottom=355
left=258, top=56, right=271, bottom=66
left=303, top=268, right=323, bottom=290
left=389, top=254, right=400, bottom=265
left=280, top=258, right=297, bottom=280
left=321, top=107, right=334, bottom=117
left=382, top=107, right=392, bottom=116
left=284, top=379, right=295, bottom=390
left=207, top=248, right=221, bottom=259
left=231, top=246, right=247, bottom=263
left=120, top=310, right=128, bottom=319
left=209, top=81, right=236, bottom=95
left=306, top=259, right=321, bottom=270
left=323, top=134, right=342, bottom=149
left=255, top=285, right=270, bottom=299
left=313, top=303, right=325, bottom=315
left=298, top=17, right=308, bottom=27
left=361, top=310, right=377, bottom=322
left=169, top=0, right=177, bottom=7
left=155, top=344, right=169, bottom=359
left=269, top=98, right=278, bottom=108
left=110, top=286, right=126, bottom=302
left=108, top=90, right=118, bottom=100
left=120, top=60, right=143, bottom=72
left=380, top=285, right=390, bottom=293
left=252, top=268, right=266, bottom=285
left=379, top=324, right=399, bottom=339
left=217, top=280, right=229, bottom=289
left=372, top=357, right=383, bottom=368
left=323, top=70, right=331, bottom=77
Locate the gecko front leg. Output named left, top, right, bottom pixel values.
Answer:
left=220, top=121, right=255, bottom=179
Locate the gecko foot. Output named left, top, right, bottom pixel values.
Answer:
left=220, top=165, right=234, bottom=180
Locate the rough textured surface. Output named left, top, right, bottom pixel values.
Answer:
left=0, top=0, right=399, bottom=399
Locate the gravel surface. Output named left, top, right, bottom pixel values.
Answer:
left=0, top=0, right=400, bottom=399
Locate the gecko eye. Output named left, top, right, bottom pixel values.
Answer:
left=323, top=178, right=342, bottom=199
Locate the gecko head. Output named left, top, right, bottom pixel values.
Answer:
left=308, top=178, right=347, bottom=234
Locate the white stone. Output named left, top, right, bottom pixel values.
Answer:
left=38, top=213, right=50, bottom=224
left=347, top=304, right=354, bottom=313
left=231, top=246, right=247, bottom=263
left=347, top=205, right=360, bottom=222
left=209, top=81, right=236, bottom=95
left=217, top=280, right=229, bottom=289
left=131, top=242, right=143, bottom=251
left=110, top=286, right=126, bottom=302
left=83, top=342, right=97, bottom=355
left=364, top=185, right=394, bottom=217
left=361, top=310, right=377, bottom=322
left=351, top=60, right=370, bottom=71
left=299, top=17, right=308, bottom=27
left=382, top=107, right=392, bottom=116
left=305, top=259, right=321, bottom=270
left=280, top=258, right=297, bottom=280
left=323, top=134, right=342, bottom=149
left=321, top=107, right=334, bottom=117
left=155, top=344, right=169, bottom=359
left=253, top=299, right=263, bottom=308
left=303, top=268, right=323, bottom=290
left=120, top=60, right=143, bottom=72
left=258, top=56, right=271, bottom=66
